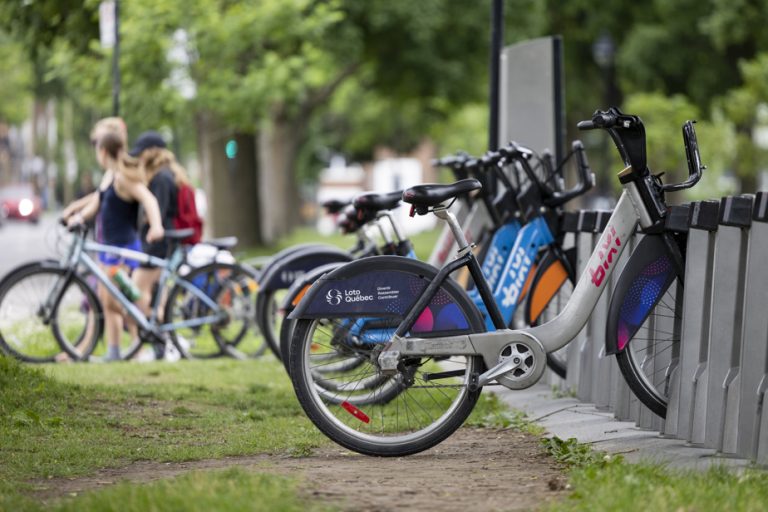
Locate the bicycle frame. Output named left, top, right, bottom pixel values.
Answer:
left=377, top=179, right=647, bottom=386
left=51, top=231, right=225, bottom=337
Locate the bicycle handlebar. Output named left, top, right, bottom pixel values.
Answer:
left=661, top=120, right=706, bottom=192
left=545, top=140, right=595, bottom=206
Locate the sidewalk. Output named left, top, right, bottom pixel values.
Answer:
left=492, top=382, right=751, bottom=470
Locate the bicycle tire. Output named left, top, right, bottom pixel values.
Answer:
left=288, top=256, right=486, bottom=457
left=164, top=262, right=263, bottom=359
left=0, top=263, right=102, bottom=362
left=254, top=287, right=284, bottom=359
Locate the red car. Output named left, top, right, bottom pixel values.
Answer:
left=0, top=184, right=42, bottom=223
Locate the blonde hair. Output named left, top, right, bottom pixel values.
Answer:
left=139, top=147, right=190, bottom=187
left=90, top=117, right=128, bottom=147
left=98, top=131, right=145, bottom=184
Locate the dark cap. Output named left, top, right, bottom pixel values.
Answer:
left=129, top=131, right=167, bottom=157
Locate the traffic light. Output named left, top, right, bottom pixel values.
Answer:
left=225, top=139, right=238, bottom=160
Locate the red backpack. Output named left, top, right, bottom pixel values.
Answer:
left=174, top=183, right=203, bottom=244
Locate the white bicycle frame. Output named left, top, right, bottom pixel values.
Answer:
left=382, top=172, right=653, bottom=388
left=427, top=193, right=494, bottom=268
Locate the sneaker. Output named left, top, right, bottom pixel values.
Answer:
left=134, top=346, right=158, bottom=363
left=164, top=339, right=182, bottom=362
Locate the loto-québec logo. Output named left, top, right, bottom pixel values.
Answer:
left=590, top=226, right=621, bottom=287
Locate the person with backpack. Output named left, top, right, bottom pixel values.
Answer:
left=130, top=131, right=202, bottom=358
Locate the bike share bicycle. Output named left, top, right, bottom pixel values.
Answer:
left=286, top=107, right=705, bottom=456
left=279, top=140, right=594, bottom=396
left=0, top=223, right=258, bottom=362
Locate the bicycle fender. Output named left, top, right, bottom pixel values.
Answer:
left=257, top=243, right=340, bottom=284
left=281, top=262, right=345, bottom=315
left=524, top=247, right=574, bottom=325
left=257, top=246, right=353, bottom=292
left=288, top=256, right=484, bottom=337
left=605, top=235, right=681, bottom=355
left=0, top=259, right=59, bottom=288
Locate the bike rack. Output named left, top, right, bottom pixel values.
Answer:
left=530, top=193, right=768, bottom=465
left=658, top=203, right=691, bottom=438
left=574, top=210, right=598, bottom=400
left=734, top=192, right=768, bottom=460
left=700, top=195, right=753, bottom=452
left=665, top=200, right=720, bottom=443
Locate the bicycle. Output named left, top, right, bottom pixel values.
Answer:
left=0, top=225, right=259, bottom=362
left=285, top=107, right=705, bottom=456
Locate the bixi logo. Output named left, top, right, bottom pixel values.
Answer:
left=500, top=246, right=532, bottom=308
left=590, top=226, right=621, bottom=287
left=326, top=289, right=343, bottom=306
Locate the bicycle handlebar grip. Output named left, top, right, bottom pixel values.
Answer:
left=576, top=120, right=596, bottom=131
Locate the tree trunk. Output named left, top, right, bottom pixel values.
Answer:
left=196, top=112, right=261, bottom=246
left=256, top=112, right=305, bottom=244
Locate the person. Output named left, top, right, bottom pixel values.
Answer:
left=66, top=129, right=164, bottom=361
left=62, top=117, right=128, bottom=226
left=129, top=132, right=180, bottom=358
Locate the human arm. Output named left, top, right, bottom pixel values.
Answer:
left=65, top=192, right=100, bottom=228
left=62, top=192, right=96, bottom=219
left=125, top=180, right=164, bottom=243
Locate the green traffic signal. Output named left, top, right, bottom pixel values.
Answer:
left=225, top=139, right=238, bottom=160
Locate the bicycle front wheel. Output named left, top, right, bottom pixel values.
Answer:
left=0, top=263, right=102, bottom=362
left=288, top=258, right=486, bottom=457
left=607, top=235, right=684, bottom=418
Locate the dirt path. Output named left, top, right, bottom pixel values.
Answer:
left=31, top=428, right=567, bottom=511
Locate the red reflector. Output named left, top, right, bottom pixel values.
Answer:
left=341, top=401, right=370, bottom=423
left=409, top=205, right=416, bottom=217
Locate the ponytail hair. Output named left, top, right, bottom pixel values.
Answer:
left=139, top=147, right=190, bottom=187
left=98, top=131, right=146, bottom=184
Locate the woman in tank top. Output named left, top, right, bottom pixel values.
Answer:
left=67, top=130, right=164, bottom=361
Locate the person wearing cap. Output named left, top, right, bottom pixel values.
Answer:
left=130, top=131, right=181, bottom=359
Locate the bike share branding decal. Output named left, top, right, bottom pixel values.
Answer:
left=617, top=254, right=674, bottom=351
left=305, top=270, right=469, bottom=333
left=590, top=226, right=622, bottom=287
left=500, top=246, right=533, bottom=308
left=326, top=289, right=342, bottom=305
left=325, top=288, right=373, bottom=305
left=483, top=244, right=505, bottom=287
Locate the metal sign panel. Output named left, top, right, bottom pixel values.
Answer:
left=499, top=36, right=564, bottom=164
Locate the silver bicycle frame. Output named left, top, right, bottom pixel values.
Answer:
left=427, top=199, right=493, bottom=267
left=382, top=176, right=653, bottom=386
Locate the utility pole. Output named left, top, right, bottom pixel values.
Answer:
left=488, top=0, right=503, bottom=152
left=112, top=0, right=121, bottom=116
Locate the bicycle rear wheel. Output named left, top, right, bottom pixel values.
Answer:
left=288, top=257, right=486, bottom=457
left=164, top=262, right=263, bottom=358
left=0, top=264, right=102, bottom=362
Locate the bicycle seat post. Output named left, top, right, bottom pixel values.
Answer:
left=433, top=206, right=471, bottom=255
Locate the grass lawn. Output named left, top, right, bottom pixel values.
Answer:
left=0, top=353, right=504, bottom=511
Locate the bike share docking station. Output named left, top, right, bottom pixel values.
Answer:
left=529, top=194, right=768, bottom=466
